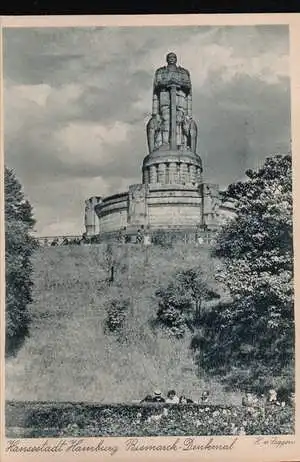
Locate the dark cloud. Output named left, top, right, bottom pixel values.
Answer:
left=195, top=73, right=291, bottom=185
left=3, top=25, right=290, bottom=235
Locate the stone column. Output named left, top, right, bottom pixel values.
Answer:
left=170, top=85, right=177, bottom=150
left=142, top=167, right=148, bottom=184
left=181, top=163, right=188, bottom=184
left=158, top=163, right=166, bottom=184
left=169, top=162, right=177, bottom=184
left=176, top=163, right=181, bottom=184
left=189, top=164, right=196, bottom=184
left=165, top=163, right=170, bottom=184
left=149, top=165, right=157, bottom=183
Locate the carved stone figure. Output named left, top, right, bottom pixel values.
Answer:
left=147, top=52, right=198, bottom=153
left=146, top=114, right=162, bottom=152
left=182, top=116, right=198, bottom=152
left=176, top=110, right=185, bottom=147
left=153, top=52, right=191, bottom=93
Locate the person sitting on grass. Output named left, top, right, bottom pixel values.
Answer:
left=267, top=389, right=278, bottom=405
left=166, top=390, right=180, bottom=404
left=140, top=394, right=153, bottom=403
left=151, top=389, right=166, bottom=403
left=200, top=391, right=210, bottom=403
left=276, top=387, right=290, bottom=407
left=179, top=394, right=194, bottom=404
left=242, top=391, right=259, bottom=407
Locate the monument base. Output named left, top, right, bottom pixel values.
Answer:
left=89, top=181, right=233, bottom=244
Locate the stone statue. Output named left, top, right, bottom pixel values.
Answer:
left=182, top=115, right=198, bottom=152
left=146, top=114, right=162, bottom=153
left=176, top=109, right=185, bottom=146
left=147, top=52, right=198, bottom=153
left=153, top=52, right=191, bottom=94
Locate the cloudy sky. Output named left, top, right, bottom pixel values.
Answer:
left=4, top=25, right=290, bottom=236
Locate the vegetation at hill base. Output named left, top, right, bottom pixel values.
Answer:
left=5, top=167, right=37, bottom=357
left=6, top=400, right=293, bottom=438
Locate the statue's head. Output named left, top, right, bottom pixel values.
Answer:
left=166, top=52, right=177, bottom=65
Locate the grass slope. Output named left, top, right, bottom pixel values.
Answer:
left=6, top=243, right=241, bottom=405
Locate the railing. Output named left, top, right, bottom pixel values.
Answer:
left=32, top=227, right=219, bottom=247
left=32, top=235, right=83, bottom=246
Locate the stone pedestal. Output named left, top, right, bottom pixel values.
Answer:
left=142, top=148, right=202, bottom=187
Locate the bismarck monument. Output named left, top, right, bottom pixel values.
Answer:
left=84, top=52, right=233, bottom=242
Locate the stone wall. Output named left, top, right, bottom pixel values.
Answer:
left=98, top=210, right=128, bottom=234
left=95, top=192, right=128, bottom=234
left=92, top=183, right=234, bottom=240
left=147, top=205, right=201, bottom=229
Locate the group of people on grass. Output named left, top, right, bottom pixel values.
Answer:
left=138, top=387, right=293, bottom=408
left=242, top=388, right=294, bottom=408
left=140, top=389, right=209, bottom=404
left=133, top=387, right=293, bottom=426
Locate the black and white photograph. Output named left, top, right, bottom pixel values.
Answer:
left=3, top=20, right=295, bottom=441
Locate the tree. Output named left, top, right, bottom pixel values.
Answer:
left=5, top=167, right=37, bottom=356
left=154, top=267, right=220, bottom=338
left=200, top=154, right=294, bottom=392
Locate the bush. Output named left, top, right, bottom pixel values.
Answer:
left=154, top=267, right=220, bottom=338
left=5, top=401, right=294, bottom=438
left=5, top=167, right=37, bottom=357
left=104, top=298, right=130, bottom=336
left=151, top=230, right=175, bottom=248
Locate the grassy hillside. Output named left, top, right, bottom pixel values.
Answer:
left=6, top=243, right=241, bottom=405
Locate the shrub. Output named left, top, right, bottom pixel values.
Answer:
left=5, top=401, right=294, bottom=438
left=5, top=167, right=37, bottom=357
left=154, top=267, right=220, bottom=338
left=151, top=230, right=175, bottom=248
left=104, top=298, right=130, bottom=336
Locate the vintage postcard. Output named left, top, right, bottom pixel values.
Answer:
left=1, top=13, right=300, bottom=462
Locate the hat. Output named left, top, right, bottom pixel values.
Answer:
left=154, top=389, right=162, bottom=396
